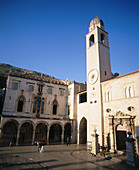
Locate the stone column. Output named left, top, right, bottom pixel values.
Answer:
left=16, top=127, right=20, bottom=146
left=131, top=116, right=136, bottom=138
left=70, top=121, right=74, bottom=144
left=32, top=127, right=36, bottom=145
left=109, top=116, right=115, bottom=152
left=126, top=131, right=136, bottom=167
left=47, top=127, right=50, bottom=144
left=72, top=120, right=77, bottom=144
left=91, top=129, right=99, bottom=156
left=77, top=126, right=79, bottom=144
left=61, top=126, right=64, bottom=144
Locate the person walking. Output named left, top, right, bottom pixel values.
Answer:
left=66, top=137, right=70, bottom=146
left=37, top=141, right=41, bottom=152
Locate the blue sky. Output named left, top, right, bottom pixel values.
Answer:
left=0, top=0, right=139, bottom=82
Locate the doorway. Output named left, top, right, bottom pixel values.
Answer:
left=79, top=117, right=87, bottom=144
left=116, top=130, right=126, bottom=150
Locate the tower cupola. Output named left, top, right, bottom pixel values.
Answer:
left=89, top=17, right=105, bottom=32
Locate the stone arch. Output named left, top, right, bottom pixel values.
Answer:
left=49, top=123, right=62, bottom=144
left=79, top=117, right=87, bottom=144
left=19, top=121, right=33, bottom=145
left=35, top=122, right=48, bottom=142
left=19, top=120, right=35, bottom=129
left=64, top=123, right=71, bottom=143
left=35, top=121, right=48, bottom=128
left=89, top=34, right=94, bottom=46
left=17, top=95, right=26, bottom=112
left=101, top=33, right=105, bottom=44
left=49, top=121, right=63, bottom=128
left=1, top=120, right=19, bottom=146
left=1, top=119, right=19, bottom=129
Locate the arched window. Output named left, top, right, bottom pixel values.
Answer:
left=105, top=92, right=108, bottom=101
left=129, top=86, right=133, bottom=97
left=108, top=91, right=111, bottom=101
left=89, top=34, right=94, bottom=47
left=33, top=96, right=45, bottom=114
left=125, top=86, right=134, bottom=98
left=33, top=100, right=36, bottom=113
left=101, top=33, right=105, bottom=44
left=17, top=96, right=24, bottom=112
left=125, top=87, right=129, bottom=98
left=105, top=91, right=111, bottom=101
left=37, top=98, right=41, bottom=113
left=41, top=98, right=45, bottom=114
left=53, top=100, right=58, bottom=115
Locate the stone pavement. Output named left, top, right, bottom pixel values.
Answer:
left=0, top=144, right=138, bottom=170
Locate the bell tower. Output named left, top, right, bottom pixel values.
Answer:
left=86, top=17, right=112, bottom=145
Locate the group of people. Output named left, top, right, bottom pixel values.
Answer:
left=34, top=137, right=70, bottom=153
left=34, top=140, right=47, bottom=153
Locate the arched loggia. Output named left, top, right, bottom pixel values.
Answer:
left=64, top=123, right=71, bottom=143
left=2, top=121, right=18, bottom=146
left=35, top=123, right=47, bottom=142
left=19, top=122, right=33, bottom=145
left=49, top=123, right=62, bottom=144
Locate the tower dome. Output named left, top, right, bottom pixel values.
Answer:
left=89, top=17, right=105, bottom=32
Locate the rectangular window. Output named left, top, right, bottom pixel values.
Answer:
left=12, top=82, right=18, bottom=90
left=48, top=87, right=52, bottom=94
left=68, top=106, right=70, bottom=115
left=60, top=89, right=64, bottom=96
left=28, top=85, right=34, bottom=92
left=79, top=92, right=87, bottom=103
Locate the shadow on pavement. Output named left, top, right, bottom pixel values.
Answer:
left=0, top=159, right=58, bottom=168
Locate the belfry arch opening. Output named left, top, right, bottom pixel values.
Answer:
left=79, top=117, right=87, bottom=144
left=101, top=33, right=105, bottom=44
left=89, top=34, right=94, bottom=46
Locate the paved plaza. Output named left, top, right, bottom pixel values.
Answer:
left=0, top=144, right=138, bottom=170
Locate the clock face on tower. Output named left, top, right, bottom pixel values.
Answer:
left=87, top=69, right=98, bottom=84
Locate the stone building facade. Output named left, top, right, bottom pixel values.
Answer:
left=0, top=72, right=86, bottom=146
left=102, top=71, right=139, bottom=153
left=0, top=17, right=139, bottom=155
